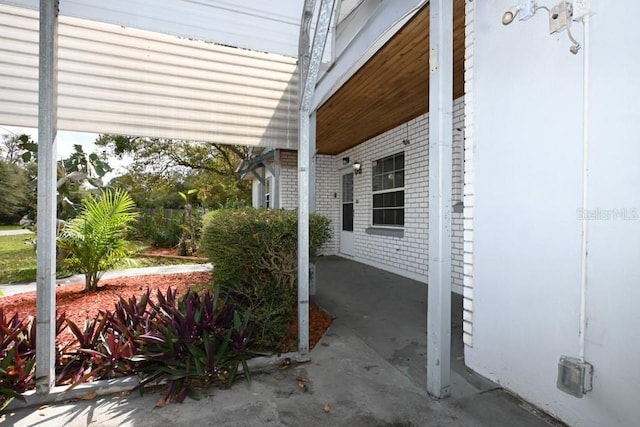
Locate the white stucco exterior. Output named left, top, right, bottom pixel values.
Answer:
left=466, top=2, right=640, bottom=426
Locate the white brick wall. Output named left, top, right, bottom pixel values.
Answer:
left=462, top=0, right=475, bottom=347
left=315, top=154, right=340, bottom=254
left=279, top=150, right=298, bottom=209
left=312, top=98, right=465, bottom=292
left=252, top=0, right=476, bottom=350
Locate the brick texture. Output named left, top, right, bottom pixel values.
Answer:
left=311, top=98, right=465, bottom=291
left=462, top=0, right=475, bottom=347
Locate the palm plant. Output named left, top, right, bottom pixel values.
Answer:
left=57, top=189, right=137, bottom=292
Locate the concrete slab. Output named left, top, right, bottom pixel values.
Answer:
left=313, top=256, right=562, bottom=426
left=2, top=325, right=458, bottom=426
left=0, top=256, right=563, bottom=426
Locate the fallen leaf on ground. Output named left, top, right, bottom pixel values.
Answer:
left=296, top=375, right=308, bottom=390
left=323, top=403, right=331, bottom=413
left=156, top=397, right=170, bottom=408
left=79, top=391, right=98, bottom=400
left=320, top=342, right=330, bottom=347
left=277, top=357, right=292, bottom=370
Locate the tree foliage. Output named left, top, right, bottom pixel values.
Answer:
left=95, top=135, right=251, bottom=208
left=0, top=160, right=31, bottom=224
left=57, top=189, right=138, bottom=292
left=0, top=133, right=31, bottom=164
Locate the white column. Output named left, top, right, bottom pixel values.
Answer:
left=309, top=112, right=317, bottom=296
left=427, top=0, right=453, bottom=398
left=298, top=0, right=335, bottom=353
left=36, top=0, right=59, bottom=394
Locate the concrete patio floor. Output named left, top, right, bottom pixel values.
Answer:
left=1, top=256, right=563, bottom=426
left=314, top=256, right=563, bottom=426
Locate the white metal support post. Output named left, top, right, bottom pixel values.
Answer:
left=426, top=0, right=453, bottom=398
left=273, top=149, right=281, bottom=209
left=309, top=111, right=317, bottom=296
left=36, top=0, right=59, bottom=394
left=298, top=0, right=335, bottom=353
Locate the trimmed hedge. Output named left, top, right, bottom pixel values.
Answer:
left=200, top=208, right=331, bottom=349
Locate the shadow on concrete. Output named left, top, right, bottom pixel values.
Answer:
left=314, top=255, right=564, bottom=426
left=2, top=256, right=563, bottom=426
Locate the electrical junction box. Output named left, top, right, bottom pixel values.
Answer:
left=572, top=0, right=592, bottom=21
left=557, top=356, right=593, bottom=398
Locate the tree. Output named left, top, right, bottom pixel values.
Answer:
left=17, top=138, right=113, bottom=224
left=95, top=135, right=251, bottom=208
left=0, top=133, right=31, bottom=164
left=0, top=160, right=31, bottom=224
left=57, top=189, right=137, bottom=292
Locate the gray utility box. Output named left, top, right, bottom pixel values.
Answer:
left=557, top=356, right=593, bottom=398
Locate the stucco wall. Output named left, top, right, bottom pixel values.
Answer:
left=466, top=2, right=640, bottom=426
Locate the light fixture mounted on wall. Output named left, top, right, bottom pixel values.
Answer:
left=353, top=162, right=362, bottom=175
left=502, top=1, right=581, bottom=55
left=402, top=122, right=411, bottom=146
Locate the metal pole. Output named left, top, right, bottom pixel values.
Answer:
left=298, top=112, right=311, bottom=352
left=309, top=112, right=317, bottom=296
left=426, top=0, right=453, bottom=399
left=274, top=150, right=281, bottom=209
left=298, top=0, right=336, bottom=353
left=36, top=0, right=59, bottom=394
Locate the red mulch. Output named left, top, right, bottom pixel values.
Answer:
left=0, top=272, right=333, bottom=352
left=143, top=247, right=207, bottom=258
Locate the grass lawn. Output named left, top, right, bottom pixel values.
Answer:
left=0, top=233, right=37, bottom=283
left=0, top=235, right=201, bottom=284
left=0, top=225, right=22, bottom=230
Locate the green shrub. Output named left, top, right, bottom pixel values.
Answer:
left=136, top=211, right=183, bottom=248
left=136, top=209, right=204, bottom=251
left=200, top=208, right=331, bottom=350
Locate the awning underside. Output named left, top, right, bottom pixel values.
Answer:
left=0, top=4, right=299, bottom=148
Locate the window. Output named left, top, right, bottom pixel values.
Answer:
left=264, top=176, right=272, bottom=208
left=372, top=152, right=404, bottom=227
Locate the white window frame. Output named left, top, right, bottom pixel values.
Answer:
left=264, top=175, right=272, bottom=208
left=371, top=151, right=405, bottom=228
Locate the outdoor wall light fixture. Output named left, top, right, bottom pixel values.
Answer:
left=342, top=157, right=350, bottom=165
left=502, top=5, right=523, bottom=25
left=402, top=122, right=411, bottom=146
left=502, top=0, right=536, bottom=25
left=502, top=1, right=581, bottom=54
left=353, top=162, right=363, bottom=175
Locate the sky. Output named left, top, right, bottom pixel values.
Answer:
left=0, top=125, right=128, bottom=182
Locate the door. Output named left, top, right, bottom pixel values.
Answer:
left=340, top=170, right=355, bottom=256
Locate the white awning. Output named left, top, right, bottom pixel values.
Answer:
left=3, top=0, right=304, bottom=57
left=0, top=2, right=302, bottom=148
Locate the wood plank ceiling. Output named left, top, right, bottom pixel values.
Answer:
left=316, top=0, right=465, bottom=155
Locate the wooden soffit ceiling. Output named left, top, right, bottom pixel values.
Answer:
left=317, top=0, right=465, bottom=155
